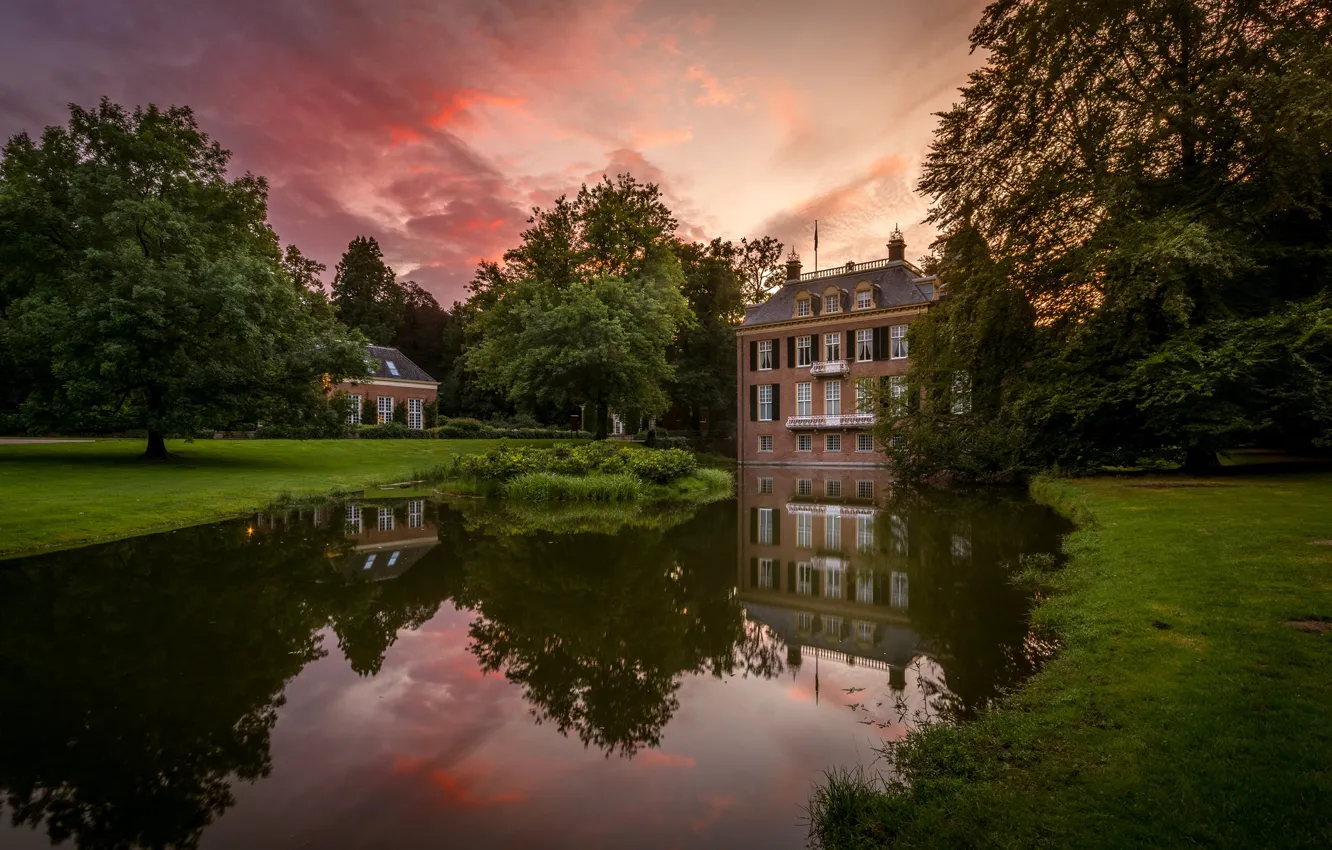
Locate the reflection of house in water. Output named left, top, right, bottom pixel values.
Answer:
left=735, top=466, right=926, bottom=690
left=251, top=500, right=438, bottom=582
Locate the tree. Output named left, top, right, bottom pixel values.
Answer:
left=735, top=235, right=785, bottom=305
left=893, top=0, right=1332, bottom=477
left=669, top=238, right=745, bottom=427
left=391, top=280, right=448, bottom=380
left=467, top=248, right=691, bottom=438
left=0, top=99, right=368, bottom=457
left=330, top=235, right=404, bottom=345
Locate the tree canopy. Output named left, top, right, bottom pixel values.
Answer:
left=330, top=235, right=404, bottom=346
left=886, top=0, right=1332, bottom=477
left=0, top=99, right=367, bottom=456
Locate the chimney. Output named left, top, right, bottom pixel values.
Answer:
left=785, top=250, right=803, bottom=281
left=887, top=225, right=906, bottom=262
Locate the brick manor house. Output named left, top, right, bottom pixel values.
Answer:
left=736, top=228, right=940, bottom=466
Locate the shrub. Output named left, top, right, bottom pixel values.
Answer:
left=356, top=422, right=427, bottom=439
left=452, top=441, right=697, bottom=485
left=503, top=472, right=643, bottom=502
left=623, top=447, right=697, bottom=484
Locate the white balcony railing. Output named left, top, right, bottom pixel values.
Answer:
left=810, top=360, right=850, bottom=377
left=785, top=413, right=877, bottom=430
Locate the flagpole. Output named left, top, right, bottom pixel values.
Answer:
left=814, top=220, right=819, bottom=272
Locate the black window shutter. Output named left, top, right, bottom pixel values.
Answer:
left=749, top=508, right=758, bottom=543
left=772, top=383, right=780, bottom=421
left=880, top=376, right=890, bottom=409
left=749, top=340, right=757, bottom=371
left=787, top=561, right=796, bottom=593
left=846, top=330, right=854, bottom=359
left=773, top=338, right=781, bottom=370
left=772, top=512, right=781, bottom=545
left=750, top=557, right=758, bottom=586
left=787, top=336, right=796, bottom=367
left=750, top=384, right=758, bottom=421
left=872, top=327, right=882, bottom=360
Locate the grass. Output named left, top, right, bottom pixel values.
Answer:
left=809, top=469, right=1332, bottom=848
left=0, top=438, right=569, bottom=557
left=503, top=472, right=644, bottom=502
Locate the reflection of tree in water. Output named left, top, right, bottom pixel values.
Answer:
left=452, top=500, right=783, bottom=756
left=0, top=517, right=348, bottom=850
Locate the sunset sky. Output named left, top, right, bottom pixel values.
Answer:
left=0, top=0, right=988, bottom=304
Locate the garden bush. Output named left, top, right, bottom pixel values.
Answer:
left=355, top=422, right=427, bottom=439
left=452, top=441, right=697, bottom=485
left=502, top=471, right=643, bottom=502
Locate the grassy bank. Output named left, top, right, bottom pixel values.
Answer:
left=810, top=470, right=1332, bottom=848
left=0, top=438, right=566, bottom=557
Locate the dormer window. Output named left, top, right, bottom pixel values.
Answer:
left=796, top=297, right=811, bottom=317
left=824, top=293, right=840, bottom=313
left=386, top=361, right=399, bottom=376
left=856, top=289, right=873, bottom=309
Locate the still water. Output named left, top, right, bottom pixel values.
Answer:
left=0, top=468, right=1069, bottom=849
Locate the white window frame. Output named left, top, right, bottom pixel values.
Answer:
left=891, top=515, right=908, bottom=555
left=796, top=512, right=813, bottom=548
left=347, top=394, right=362, bottom=425
left=825, top=381, right=841, bottom=416
left=758, top=507, right=774, bottom=544
left=824, top=293, right=840, bottom=314
left=758, top=339, right=774, bottom=370
left=407, top=398, right=423, bottom=430
left=826, top=433, right=842, bottom=452
left=857, top=434, right=874, bottom=453
left=891, top=571, right=909, bottom=609
left=856, top=289, right=873, bottom=309
left=345, top=504, right=361, bottom=534
left=826, top=509, right=842, bottom=550
left=890, top=324, right=908, bottom=359
left=797, top=479, right=813, bottom=497
left=796, top=382, right=812, bottom=416
left=890, top=375, right=907, bottom=409
left=825, top=614, right=843, bottom=635
left=408, top=499, right=424, bottom=529
left=825, top=479, right=842, bottom=498
left=377, top=396, right=394, bottom=424
left=612, top=413, right=625, bottom=435
left=825, top=565, right=843, bottom=600
left=385, top=360, right=399, bottom=376
left=856, top=329, right=873, bottom=362
left=856, top=620, right=874, bottom=642
left=758, top=434, right=773, bottom=453
left=758, top=476, right=773, bottom=494
left=759, top=558, right=775, bottom=590
left=857, top=514, right=874, bottom=551
left=857, top=479, right=874, bottom=499
left=856, top=378, right=872, bottom=413
left=823, top=332, right=841, bottom=362
left=797, top=562, right=814, bottom=595
left=378, top=507, right=394, bottom=531
left=796, top=297, right=811, bottom=317
left=796, top=336, right=812, bottom=367
left=758, top=385, right=773, bottom=421
left=857, top=576, right=874, bottom=604
left=797, top=434, right=812, bottom=452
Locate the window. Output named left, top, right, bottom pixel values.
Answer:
left=758, top=434, right=773, bottom=452
left=385, top=360, right=399, bottom=376
left=826, top=433, right=842, bottom=452
left=796, top=336, right=812, bottom=367
left=758, top=339, right=774, bottom=370
left=797, top=434, right=813, bottom=452
left=407, top=398, right=423, bottom=430
left=797, top=562, right=814, bottom=595
left=759, top=558, right=775, bottom=589
left=387, top=551, right=400, bottom=568
left=796, top=511, right=813, bottom=548
left=408, top=499, right=424, bottom=529
left=758, top=507, right=774, bottom=544
left=612, top=414, right=625, bottom=435
left=825, top=381, right=841, bottom=416
left=856, top=288, right=873, bottom=309
left=890, top=324, right=908, bottom=359
left=797, top=479, right=813, bottom=497
left=826, top=479, right=843, bottom=498
left=824, top=614, right=843, bottom=636
left=825, top=564, right=843, bottom=600
left=797, top=611, right=814, bottom=632
left=857, top=514, right=874, bottom=551
left=363, top=554, right=376, bottom=570
left=856, top=379, right=872, bottom=413
left=952, top=533, right=972, bottom=560
left=826, top=508, right=842, bottom=550
left=890, top=376, right=907, bottom=411
left=758, top=385, right=773, bottom=421
left=347, top=394, right=362, bottom=425
left=857, top=479, right=874, bottom=499
left=857, top=575, right=874, bottom=604
left=857, top=434, right=874, bottom=453
left=856, top=620, right=874, bottom=642
left=952, top=372, right=972, bottom=415
left=796, top=297, right=811, bottom=317
left=758, top=477, right=773, bottom=494
left=891, top=572, right=909, bottom=609
left=891, top=515, right=908, bottom=555
left=823, top=332, right=841, bottom=362
left=377, top=396, right=394, bottom=424
left=824, top=292, right=840, bottom=313
left=856, top=329, right=873, bottom=361
left=796, top=382, right=812, bottom=416
left=378, top=507, right=394, bottom=531
left=346, top=504, right=362, bottom=534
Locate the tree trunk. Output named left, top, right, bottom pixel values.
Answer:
left=1183, top=445, right=1219, bottom=475
left=144, top=429, right=170, bottom=460
left=595, top=403, right=609, bottom=441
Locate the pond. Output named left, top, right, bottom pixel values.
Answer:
left=0, top=467, right=1070, bottom=849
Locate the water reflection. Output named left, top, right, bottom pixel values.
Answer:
left=0, top=479, right=1068, bottom=849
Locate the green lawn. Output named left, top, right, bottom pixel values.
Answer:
left=0, top=438, right=557, bottom=557
left=811, top=469, right=1332, bottom=848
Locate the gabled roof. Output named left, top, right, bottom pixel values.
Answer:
left=742, top=260, right=938, bottom=327
left=365, top=345, right=437, bottom=384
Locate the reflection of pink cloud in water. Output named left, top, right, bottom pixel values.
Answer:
left=691, top=792, right=737, bottom=833
left=391, top=755, right=526, bottom=808
left=636, top=750, right=696, bottom=769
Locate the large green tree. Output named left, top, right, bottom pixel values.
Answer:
left=888, top=0, right=1332, bottom=477
left=0, top=99, right=367, bottom=457
left=669, top=238, right=746, bottom=428
left=330, top=235, right=404, bottom=346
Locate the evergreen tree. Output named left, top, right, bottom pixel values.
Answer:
left=330, top=235, right=403, bottom=345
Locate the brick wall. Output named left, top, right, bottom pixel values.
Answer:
left=335, top=380, right=437, bottom=425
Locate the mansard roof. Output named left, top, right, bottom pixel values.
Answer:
left=741, top=259, right=937, bottom=327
